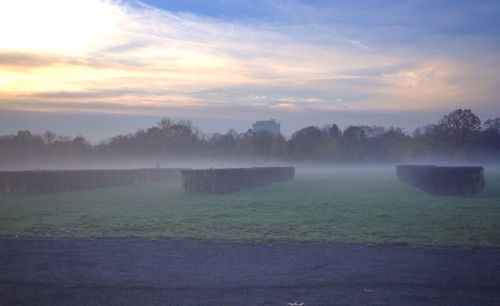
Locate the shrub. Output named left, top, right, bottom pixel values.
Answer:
left=396, top=165, right=485, bottom=195
left=0, top=168, right=181, bottom=194
left=181, top=167, right=295, bottom=193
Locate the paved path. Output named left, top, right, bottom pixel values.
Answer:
left=1, top=239, right=499, bottom=305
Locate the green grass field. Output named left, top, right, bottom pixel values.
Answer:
left=1, top=167, right=499, bottom=248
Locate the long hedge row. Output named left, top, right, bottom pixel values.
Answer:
left=396, top=165, right=485, bottom=195
left=181, top=167, right=295, bottom=193
left=0, top=168, right=182, bottom=194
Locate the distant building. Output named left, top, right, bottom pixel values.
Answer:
left=252, top=119, right=281, bottom=136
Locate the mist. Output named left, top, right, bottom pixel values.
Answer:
left=1, top=108, right=499, bottom=172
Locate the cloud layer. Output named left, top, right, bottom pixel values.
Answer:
left=1, top=0, right=499, bottom=124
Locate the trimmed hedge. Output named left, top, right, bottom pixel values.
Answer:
left=181, top=167, right=295, bottom=193
left=396, top=165, right=485, bottom=195
left=0, top=168, right=181, bottom=195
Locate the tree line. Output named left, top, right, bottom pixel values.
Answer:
left=1, top=109, right=499, bottom=168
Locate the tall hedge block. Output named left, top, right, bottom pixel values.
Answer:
left=181, top=167, right=295, bottom=193
left=396, top=165, right=485, bottom=195
left=0, top=168, right=181, bottom=195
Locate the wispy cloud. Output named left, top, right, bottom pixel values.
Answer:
left=0, top=0, right=499, bottom=120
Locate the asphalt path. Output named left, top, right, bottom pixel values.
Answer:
left=1, top=239, right=499, bottom=305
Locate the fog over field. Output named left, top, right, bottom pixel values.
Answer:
left=1, top=165, right=499, bottom=247
left=0, top=158, right=496, bottom=173
left=0, top=157, right=282, bottom=172
left=1, top=108, right=499, bottom=172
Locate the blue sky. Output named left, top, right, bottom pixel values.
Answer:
left=0, top=0, right=499, bottom=141
left=142, top=0, right=500, bottom=39
left=140, top=0, right=500, bottom=57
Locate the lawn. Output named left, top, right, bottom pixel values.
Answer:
left=1, top=167, right=499, bottom=247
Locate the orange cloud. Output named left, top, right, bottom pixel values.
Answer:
left=1, top=0, right=499, bottom=116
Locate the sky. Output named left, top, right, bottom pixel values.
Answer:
left=1, top=0, right=500, bottom=142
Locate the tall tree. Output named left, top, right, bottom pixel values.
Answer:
left=438, top=109, right=481, bottom=142
left=288, top=126, right=326, bottom=160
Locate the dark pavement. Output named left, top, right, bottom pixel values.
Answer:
left=1, top=239, right=499, bottom=305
